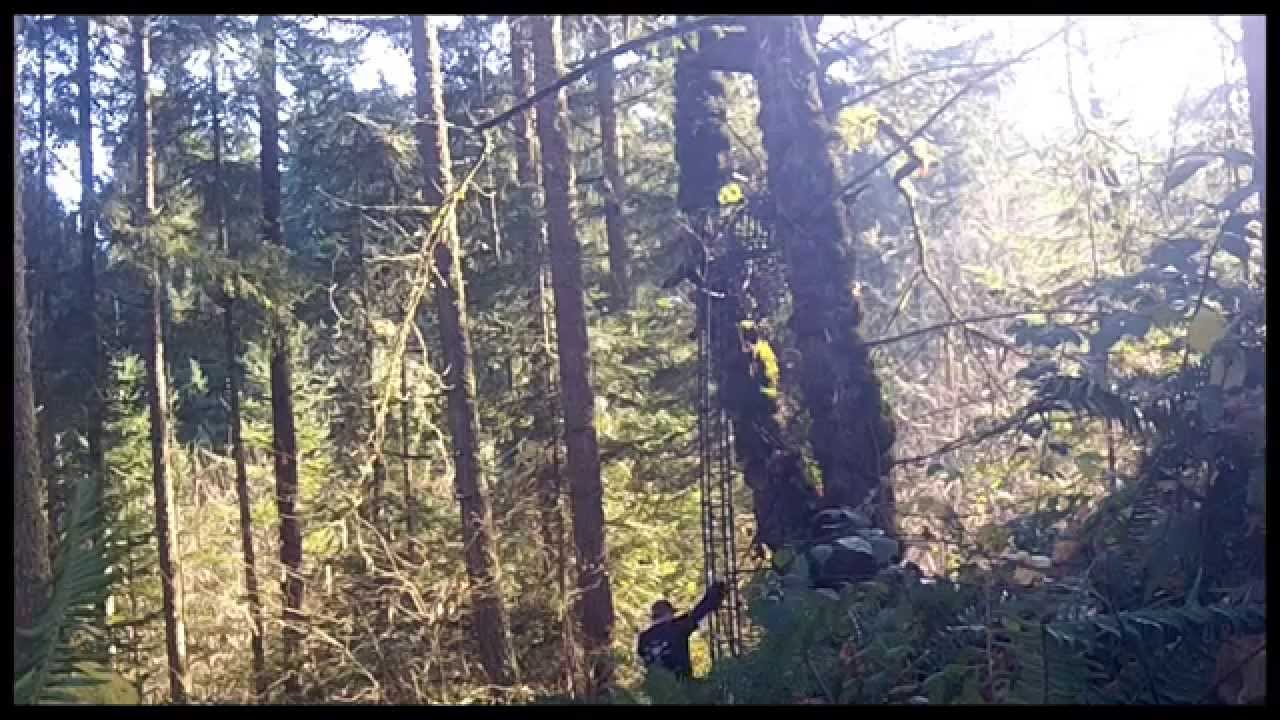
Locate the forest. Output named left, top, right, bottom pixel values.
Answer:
left=12, top=14, right=1266, bottom=705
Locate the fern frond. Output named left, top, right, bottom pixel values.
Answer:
left=1031, top=375, right=1145, bottom=434
left=1007, top=622, right=1094, bottom=703
left=14, top=472, right=117, bottom=705
left=1047, top=603, right=1265, bottom=704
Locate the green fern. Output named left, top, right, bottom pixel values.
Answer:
left=1044, top=603, right=1265, bottom=704
left=1006, top=622, right=1094, bottom=703
left=1030, top=375, right=1145, bottom=435
left=14, top=472, right=116, bottom=705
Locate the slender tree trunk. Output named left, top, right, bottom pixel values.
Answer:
left=14, top=14, right=52, bottom=634
left=207, top=16, right=268, bottom=699
left=77, top=15, right=107, bottom=568
left=1242, top=16, right=1266, bottom=256
left=352, top=174, right=387, bottom=534
left=134, top=15, right=189, bottom=703
left=256, top=14, right=305, bottom=697
left=510, top=13, right=565, bottom=587
left=31, top=14, right=60, bottom=555
left=513, top=17, right=576, bottom=693
left=592, top=17, right=630, bottom=309
left=36, top=16, right=47, bottom=316
left=531, top=14, right=617, bottom=697
left=410, top=14, right=519, bottom=688
left=750, top=16, right=897, bottom=530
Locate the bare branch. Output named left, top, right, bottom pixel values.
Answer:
left=832, top=22, right=1074, bottom=206
left=469, top=16, right=740, bottom=133
left=867, top=307, right=1101, bottom=349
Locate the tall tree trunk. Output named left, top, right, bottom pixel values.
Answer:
left=750, top=16, right=897, bottom=531
left=31, top=14, right=60, bottom=554
left=410, top=14, right=519, bottom=688
left=207, top=16, right=268, bottom=699
left=256, top=14, right=305, bottom=697
left=134, top=15, right=189, bottom=703
left=512, top=16, right=576, bottom=693
left=1242, top=16, right=1265, bottom=256
left=510, top=13, right=564, bottom=590
left=592, top=17, right=630, bottom=309
left=77, top=14, right=107, bottom=569
left=531, top=14, right=617, bottom=697
left=14, top=13, right=53, bottom=634
left=672, top=20, right=816, bottom=550
left=35, top=15, right=47, bottom=320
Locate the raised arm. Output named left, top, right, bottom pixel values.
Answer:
left=674, top=581, right=726, bottom=635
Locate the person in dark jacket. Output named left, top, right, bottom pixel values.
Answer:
left=636, top=580, right=726, bottom=678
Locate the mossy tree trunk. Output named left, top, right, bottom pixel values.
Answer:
left=750, top=16, right=897, bottom=532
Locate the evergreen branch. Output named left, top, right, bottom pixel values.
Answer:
left=14, top=471, right=114, bottom=704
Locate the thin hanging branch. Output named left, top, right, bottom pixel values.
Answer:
left=866, top=307, right=1101, bottom=349
left=831, top=22, right=1074, bottom=206
left=368, top=138, right=492, bottom=468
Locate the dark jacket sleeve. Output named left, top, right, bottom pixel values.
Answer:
left=673, top=581, right=726, bottom=636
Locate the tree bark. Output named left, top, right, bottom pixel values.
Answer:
left=256, top=14, right=305, bottom=696
left=531, top=14, right=617, bottom=697
left=410, top=14, right=519, bottom=688
left=513, top=17, right=575, bottom=693
left=750, top=16, right=897, bottom=530
left=207, top=15, right=268, bottom=699
left=30, top=39, right=57, bottom=567
left=134, top=15, right=189, bottom=703
left=675, top=25, right=733, bottom=216
left=77, top=15, right=108, bottom=573
left=592, top=17, right=630, bottom=309
left=30, top=14, right=60, bottom=557
left=1242, top=16, right=1266, bottom=255
left=510, top=13, right=564, bottom=587
left=14, top=13, right=52, bottom=634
